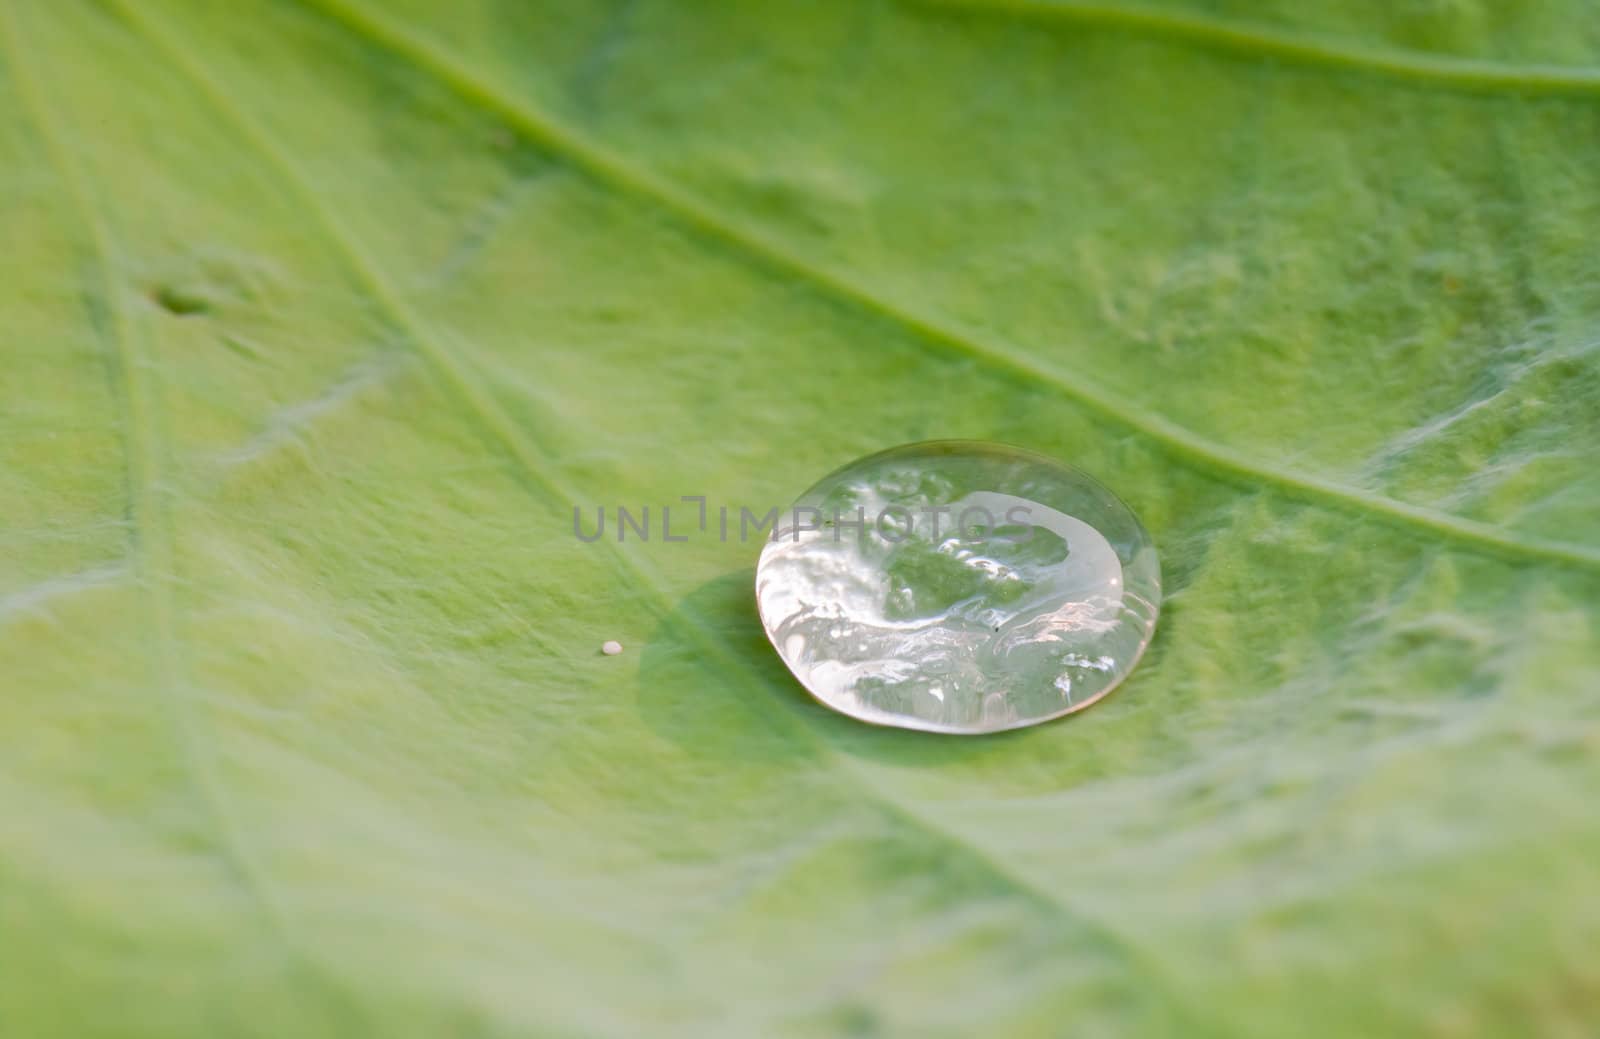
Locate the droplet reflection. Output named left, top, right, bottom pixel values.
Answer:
left=755, top=441, right=1160, bottom=734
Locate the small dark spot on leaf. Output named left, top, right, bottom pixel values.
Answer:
left=152, top=285, right=210, bottom=316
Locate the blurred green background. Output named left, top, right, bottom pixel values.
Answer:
left=2, top=1, right=1598, bottom=1035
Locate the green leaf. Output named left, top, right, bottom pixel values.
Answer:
left=3, top=1, right=1598, bottom=1035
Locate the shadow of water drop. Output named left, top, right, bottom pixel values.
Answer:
left=635, top=568, right=816, bottom=764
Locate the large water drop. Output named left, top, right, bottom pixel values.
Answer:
left=755, top=441, right=1160, bottom=734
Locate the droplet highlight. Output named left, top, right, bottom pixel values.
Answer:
left=755, top=441, right=1160, bottom=734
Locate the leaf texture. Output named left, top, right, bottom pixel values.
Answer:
left=2, top=1, right=1598, bottom=1035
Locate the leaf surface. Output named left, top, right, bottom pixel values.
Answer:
left=2, top=1, right=1598, bottom=1035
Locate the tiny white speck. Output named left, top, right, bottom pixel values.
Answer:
left=601, top=640, right=623, bottom=656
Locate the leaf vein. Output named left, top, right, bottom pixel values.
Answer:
left=0, top=0, right=319, bottom=996
left=915, top=0, right=1600, bottom=96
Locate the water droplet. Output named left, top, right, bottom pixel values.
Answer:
left=755, top=441, right=1160, bottom=734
